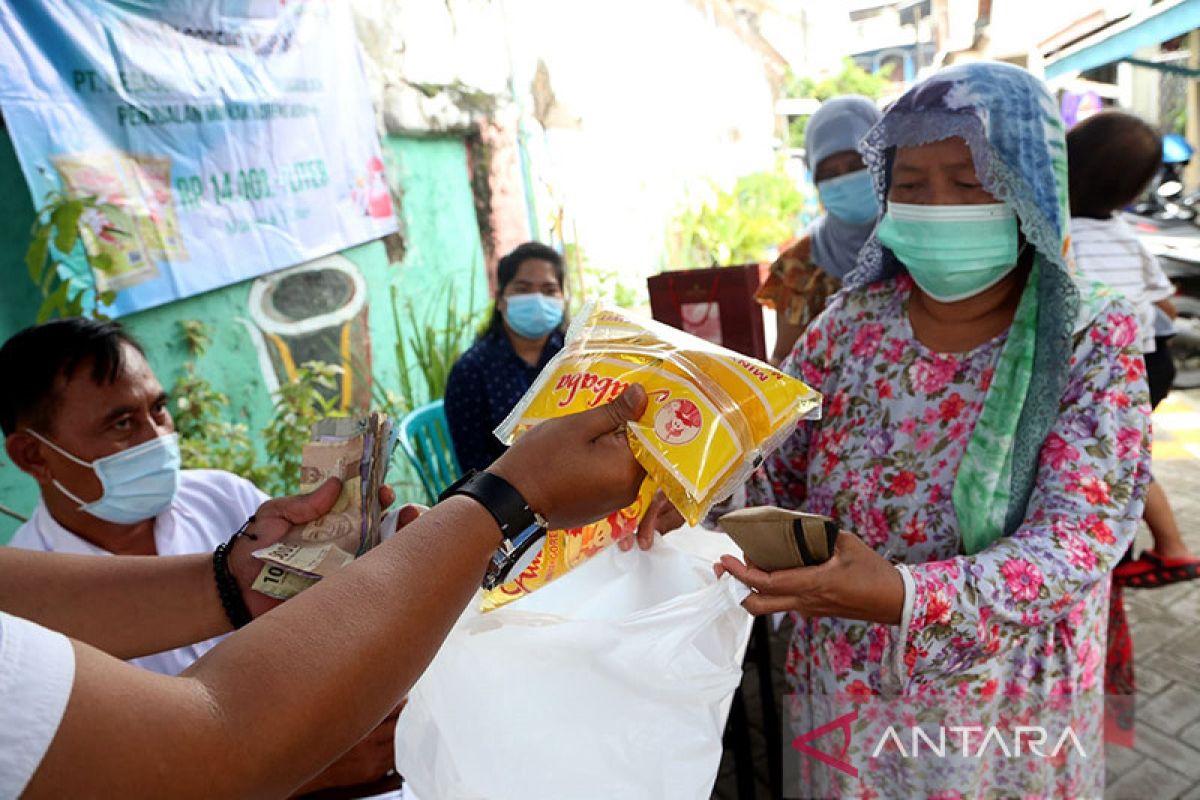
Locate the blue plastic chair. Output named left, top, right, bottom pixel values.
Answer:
left=398, top=400, right=462, bottom=504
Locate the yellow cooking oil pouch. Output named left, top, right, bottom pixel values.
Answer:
left=481, top=479, right=657, bottom=612
left=485, top=304, right=821, bottom=609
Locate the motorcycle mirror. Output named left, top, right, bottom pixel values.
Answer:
left=1159, top=180, right=1184, bottom=197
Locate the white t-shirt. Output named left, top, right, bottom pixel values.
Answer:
left=1070, top=215, right=1176, bottom=353
left=8, top=469, right=268, bottom=676
left=0, top=612, right=75, bottom=798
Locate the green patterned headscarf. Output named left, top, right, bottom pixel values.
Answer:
left=844, top=62, right=1094, bottom=554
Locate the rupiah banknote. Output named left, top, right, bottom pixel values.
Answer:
left=252, top=413, right=396, bottom=599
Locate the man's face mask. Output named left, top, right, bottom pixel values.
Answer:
left=27, top=430, right=181, bottom=524
left=874, top=201, right=1020, bottom=302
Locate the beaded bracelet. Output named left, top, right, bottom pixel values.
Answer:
left=212, top=516, right=257, bottom=629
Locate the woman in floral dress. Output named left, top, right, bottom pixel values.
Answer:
left=638, top=63, right=1151, bottom=798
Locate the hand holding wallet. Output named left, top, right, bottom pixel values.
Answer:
left=717, top=506, right=839, bottom=571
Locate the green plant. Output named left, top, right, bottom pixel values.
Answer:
left=1167, top=101, right=1187, bottom=136
left=260, top=361, right=343, bottom=495
left=359, top=276, right=487, bottom=502
left=578, top=265, right=644, bottom=311
left=785, top=59, right=892, bottom=150
left=25, top=192, right=119, bottom=322
left=172, top=321, right=271, bottom=488
left=171, top=320, right=343, bottom=495
left=561, top=243, right=644, bottom=312
left=563, top=241, right=587, bottom=313
left=668, top=165, right=805, bottom=269
left=387, top=277, right=486, bottom=410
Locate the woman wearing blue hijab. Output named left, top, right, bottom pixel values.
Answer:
left=642, top=62, right=1152, bottom=797
left=757, top=96, right=882, bottom=364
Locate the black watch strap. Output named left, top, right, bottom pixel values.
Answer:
left=438, top=470, right=542, bottom=541
left=440, top=471, right=548, bottom=590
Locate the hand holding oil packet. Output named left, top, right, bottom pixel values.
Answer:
left=486, top=304, right=821, bottom=610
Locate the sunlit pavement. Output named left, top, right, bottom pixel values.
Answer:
left=1107, top=389, right=1200, bottom=799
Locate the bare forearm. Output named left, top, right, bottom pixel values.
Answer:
left=0, top=549, right=228, bottom=658
left=193, top=498, right=497, bottom=792
left=27, top=386, right=650, bottom=799
left=1155, top=297, right=1179, bottom=319
left=29, top=496, right=499, bottom=798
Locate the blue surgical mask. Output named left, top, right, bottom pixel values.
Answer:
left=817, top=169, right=880, bottom=225
left=504, top=293, right=564, bottom=339
left=28, top=430, right=181, bottom=524
left=875, top=201, right=1020, bottom=302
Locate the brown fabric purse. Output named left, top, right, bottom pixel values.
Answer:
left=718, top=506, right=839, bottom=570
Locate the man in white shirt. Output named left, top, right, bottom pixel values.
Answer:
left=2, top=318, right=268, bottom=675
left=11, top=474, right=265, bottom=674
left=0, top=384, right=649, bottom=799
left=1, top=318, right=414, bottom=794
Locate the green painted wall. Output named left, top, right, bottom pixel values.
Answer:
left=0, top=134, right=488, bottom=543
left=0, top=129, right=43, bottom=540
left=384, top=135, right=489, bottom=327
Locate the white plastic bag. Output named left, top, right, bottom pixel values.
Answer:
left=394, top=530, right=752, bottom=800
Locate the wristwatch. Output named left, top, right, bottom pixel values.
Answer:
left=439, top=470, right=548, bottom=589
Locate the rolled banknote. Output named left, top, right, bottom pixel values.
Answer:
left=251, top=413, right=397, bottom=598
left=251, top=564, right=319, bottom=600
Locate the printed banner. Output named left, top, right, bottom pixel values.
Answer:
left=0, top=1, right=397, bottom=316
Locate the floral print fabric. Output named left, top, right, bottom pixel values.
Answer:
left=755, top=235, right=842, bottom=328
left=850, top=62, right=1085, bottom=553
left=748, top=274, right=1151, bottom=797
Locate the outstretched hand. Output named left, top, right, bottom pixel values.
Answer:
left=490, top=384, right=649, bottom=530
left=716, top=531, right=905, bottom=625
left=229, top=479, right=398, bottom=618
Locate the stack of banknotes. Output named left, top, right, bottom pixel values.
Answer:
left=252, top=412, right=398, bottom=599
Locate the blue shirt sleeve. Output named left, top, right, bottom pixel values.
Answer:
left=444, top=352, right=497, bottom=474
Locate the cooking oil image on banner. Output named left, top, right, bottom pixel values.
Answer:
left=50, top=150, right=190, bottom=292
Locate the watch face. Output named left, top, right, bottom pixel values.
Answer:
left=482, top=525, right=546, bottom=590
left=507, top=532, right=544, bottom=581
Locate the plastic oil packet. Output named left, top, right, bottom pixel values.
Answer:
left=481, top=480, right=657, bottom=612
left=484, top=304, right=822, bottom=609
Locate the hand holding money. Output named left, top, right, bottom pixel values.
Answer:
left=230, top=478, right=339, bottom=617
left=251, top=413, right=399, bottom=600
left=228, top=480, right=399, bottom=617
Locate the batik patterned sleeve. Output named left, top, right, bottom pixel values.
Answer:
left=896, top=305, right=1152, bottom=680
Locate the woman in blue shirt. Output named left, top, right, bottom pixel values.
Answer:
left=445, top=242, right=567, bottom=473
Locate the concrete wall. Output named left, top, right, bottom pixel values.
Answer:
left=0, top=132, right=487, bottom=543
left=0, top=127, right=49, bottom=539
left=384, top=136, right=489, bottom=318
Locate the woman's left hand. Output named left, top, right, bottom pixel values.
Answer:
left=716, top=531, right=906, bottom=625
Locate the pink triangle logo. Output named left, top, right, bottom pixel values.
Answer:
left=791, top=710, right=859, bottom=778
